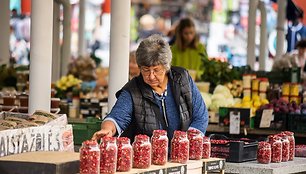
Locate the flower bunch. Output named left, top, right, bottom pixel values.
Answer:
left=55, top=75, right=82, bottom=99
left=56, top=75, right=82, bottom=91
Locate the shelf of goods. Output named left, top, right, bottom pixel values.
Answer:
left=206, top=124, right=306, bottom=138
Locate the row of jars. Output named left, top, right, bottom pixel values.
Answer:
left=80, top=129, right=211, bottom=174
left=257, top=131, right=295, bottom=164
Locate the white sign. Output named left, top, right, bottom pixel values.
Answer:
left=260, top=109, right=273, bottom=128
left=230, top=111, right=240, bottom=134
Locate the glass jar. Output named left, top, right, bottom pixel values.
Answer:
left=282, top=83, right=290, bottom=96
left=268, top=135, right=282, bottom=163
left=187, top=129, right=203, bottom=160
left=151, top=130, right=168, bottom=165
left=290, top=83, right=299, bottom=96
left=282, top=131, right=295, bottom=161
left=252, top=79, right=259, bottom=91
left=259, top=78, right=269, bottom=92
left=257, top=141, right=271, bottom=164
left=243, top=89, right=251, bottom=98
left=79, top=140, right=100, bottom=174
left=202, top=136, right=211, bottom=159
left=243, top=74, right=252, bottom=89
left=259, top=92, right=267, bottom=100
left=171, top=130, right=189, bottom=164
left=117, top=137, right=132, bottom=172
left=132, top=134, right=151, bottom=169
left=279, top=134, right=290, bottom=162
left=252, top=90, right=259, bottom=100
left=100, top=137, right=117, bottom=174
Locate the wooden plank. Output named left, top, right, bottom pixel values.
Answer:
left=0, top=152, right=79, bottom=174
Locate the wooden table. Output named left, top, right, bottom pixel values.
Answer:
left=0, top=151, right=79, bottom=174
left=0, top=151, right=226, bottom=174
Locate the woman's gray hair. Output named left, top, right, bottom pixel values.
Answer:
left=136, top=34, right=172, bottom=71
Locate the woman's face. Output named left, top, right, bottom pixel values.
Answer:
left=140, top=65, right=167, bottom=88
left=182, top=26, right=196, bottom=45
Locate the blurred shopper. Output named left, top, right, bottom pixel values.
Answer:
left=138, top=14, right=162, bottom=41
left=273, top=39, right=306, bottom=80
left=171, top=18, right=208, bottom=81
left=286, top=8, right=306, bottom=52
left=292, top=39, right=306, bottom=71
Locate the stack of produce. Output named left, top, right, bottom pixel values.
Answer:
left=224, top=80, right=243, bottom=97
left=209, top=85, right=234, bottom=112
left=233, top=95, right=269, bottom=116
left=257, top=99, right=301, bottom=114
left=281, top=83, right=301, bottom=104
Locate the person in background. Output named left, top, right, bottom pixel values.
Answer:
left=286, top=8, right=306, bottom=52
left=138, top=14, right=162, bottom=41
left=272, top=39, right=306, bottom=86
left=171, top=18, right=208, bottom=81
left=292, top=39, right=306, bottom=71
left=129, top=51, right=140, bottom=80
left=92, top=34, right=208, bottom=141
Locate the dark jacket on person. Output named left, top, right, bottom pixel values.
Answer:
left=117, top=66, right=193, bottom=139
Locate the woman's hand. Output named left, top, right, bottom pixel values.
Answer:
left=91, top=129, right=113, bottom=141
left=91, top=120, right=117, bottom=140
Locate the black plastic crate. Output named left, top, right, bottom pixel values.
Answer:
left=210, top=134, right=258, bottom=163
left=288, top=113, right=306, bottom=133
left=254, top=111, right=288, bottom=130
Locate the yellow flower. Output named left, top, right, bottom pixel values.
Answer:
left=68, top=74, right=74, bottom=81
left=62, top=76, right=68, bottom=83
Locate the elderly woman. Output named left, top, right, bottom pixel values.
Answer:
left=92, top=34, right=208, bottom=140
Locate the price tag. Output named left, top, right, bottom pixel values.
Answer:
left=230, top=111, right=240, bottom=134
left=259, top=109, right=273, bottom=128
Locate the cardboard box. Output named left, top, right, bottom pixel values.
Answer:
left=0, top=112, right=74, bottom=157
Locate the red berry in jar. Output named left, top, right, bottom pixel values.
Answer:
left=132, top=134, right=151, bottom=169
left=171, top=130, right=189, bottom=164
left=100, top=137, right=117, bottom=174
left=278, top=134, right=290, bottom=162
left=151, top=130, right=168, bottom=165
left=187, top=129, right=203, bottom=160
left=257, top=141, right=271, bottom=164
left=282, top=131, right=295, bottom=161
left=80, top=140, right=100, bottom=174
left=117, top=137, right=132, bottom=172
left=268, top=135, right=282, bottom=163
left=202, top=136, right=211, bottom=159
